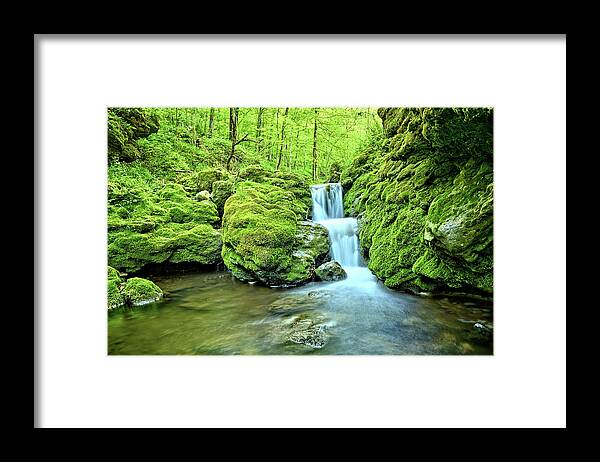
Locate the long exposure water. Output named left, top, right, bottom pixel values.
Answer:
left=108, top=183, right=493, bottom=355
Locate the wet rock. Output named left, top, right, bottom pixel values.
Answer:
left=315, top=261, right=347, bottom=281
left=467, top=321, right=493, bottom=345
left=268, top=312, right=331, bottom=349
left=267, top=292, right=328, bottom=314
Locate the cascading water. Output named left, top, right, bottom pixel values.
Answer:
left=310, top=183, right=362, bottom=268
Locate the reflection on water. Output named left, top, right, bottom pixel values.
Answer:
left=108, top=270, right=493, bottom=355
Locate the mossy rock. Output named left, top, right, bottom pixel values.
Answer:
left=107, top=108, right=159, bottom=163
left=315, top=261, right=346, bottom=281
left=221, top=182, right=328, bottom=286
left=345, top=107, right=493, bottom=295
left=211, top=179, right=235, bottom=217
left=121, top=277, right=163, bottom=306
left=108, top=223, right=222, bottom=273
left=107, top=279, right=125, bottom=310
left=195, top=167, right=230, bottom=192
left=107, top=265, right=122, bottom=283
left=237, top=166, right=311, bottom=210
left=107, top=266, right=125, bottom=310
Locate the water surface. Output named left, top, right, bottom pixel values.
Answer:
left=108, top=269, right=493, bottom=355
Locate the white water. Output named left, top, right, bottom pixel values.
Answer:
left=311, top=183, right=366, bottom=270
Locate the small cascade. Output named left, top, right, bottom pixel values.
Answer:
left=311, top=183, right=344, bottom=221
left=310, top=183, right=362, bottom=268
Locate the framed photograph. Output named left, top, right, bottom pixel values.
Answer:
left=35, top=34, right=566, bottom=428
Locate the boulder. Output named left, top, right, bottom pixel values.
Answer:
left=108, top=223, right=222, bottom=273
left=268, top=312, right=331, bottom=349
left=121, top=277, right=163, bottom=306
left=107, top=266, right=125, bottom=310
left=211, top=179, right=235, bottom=216
left=342, top=107, right=493, bottom=295
left=315, top=261, right=347, bottom=281
left=195, top=167, right=230, bottom=193
left=108, top=174, right=222, bottom=273
left=107, top=108, right=159, bottom=163
left=221, top=181, right=329, bottom=287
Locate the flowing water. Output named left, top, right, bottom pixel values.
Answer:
left=108, top=183, right=493, bottom=355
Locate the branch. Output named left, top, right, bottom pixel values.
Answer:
left=233, top=133, right=250, bottom=146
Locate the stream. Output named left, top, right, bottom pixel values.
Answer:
left=108, top=183, right=493, bottom=355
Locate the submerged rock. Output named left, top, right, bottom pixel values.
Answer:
left=121, top=277, right=163, bottom=306
left=315, top=261, right=347, bottom=281
left=267, top=291, right=330, bottom=315
left=269, top=312, right=331, bottom=349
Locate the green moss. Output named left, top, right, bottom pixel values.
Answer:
left=107, top=162, right=223, bottom=273
left=221, top=182, right=328, bottom=286
left=211, top=179, right=235, bottom=216
left=107, top=266, right=122, bottom=283
left=108, top=223, right=222, bottom=273
left=237, top=166, right=311, bottom=211
left=107, top=279, right=125, bottom=310
left=107, top=108, right=159, bottom=163
left=345, top=107, right=493, bottom=295
left=121, top=277, right=163, bottom=306
left=196, top=167, right=230, bottom=192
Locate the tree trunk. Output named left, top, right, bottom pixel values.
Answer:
left=312, top=108, right=318, bottom=181
left=208, top=108, right=215, bottom=138
left=227, top=108, right=239, bottom=170
left=256, top=107, right=264, bottom=156
left=276, top=107, right=289, bottom=171
left=270, top=108, right=280, bottom=162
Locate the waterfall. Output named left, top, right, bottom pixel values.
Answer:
left=311, top=183, right=362, bottom=268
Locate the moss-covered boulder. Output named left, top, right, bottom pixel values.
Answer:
left=108, top=108, right=159, bottom=163
left=237, top=166, right=312, bottom=211
left=195, top=167, right=230, bottom=193
left=315, top=261, right=347, bottom=281
left=211, top=179, right=235, bottom=217
left=108, top=223, right=222, bottom=273
left=121, top=277, right=163, bottom=306
left=343, top=108, right=493, bottom=295
left=107, top=266, right=125, bottom=310
left=107, top=164, right=223, bottom=273
left=221, top=181, right=329, bottom=286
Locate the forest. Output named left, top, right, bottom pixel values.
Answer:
left=107, top=107, right=494, bottom=355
